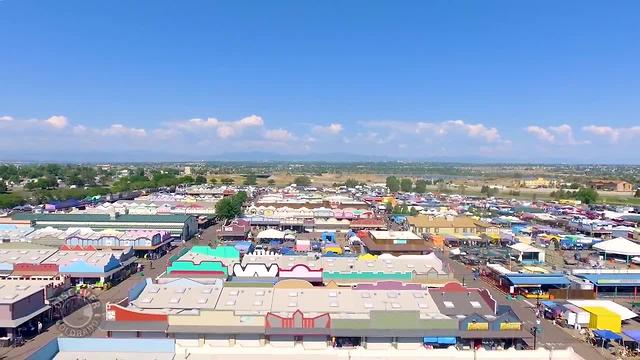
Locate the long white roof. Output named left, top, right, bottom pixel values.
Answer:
left=593, top=237, right=640, bottom=256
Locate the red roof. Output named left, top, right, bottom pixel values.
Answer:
left=350, top=218, right=386, bottom=227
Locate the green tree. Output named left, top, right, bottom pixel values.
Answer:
left=194, top=175, right=207, bottom=185
left=343, top=178, right=359, bottom=188
left=0, top=193, right=25, bottom=208
left=400, top=178, right=413, bottom=192
left=215, top=191, right=247, bottom=220
left=244, top=174, right=257, bottom=185
left=232, top=191, right=248, bottom=206
left=25, top=177, right=58, bottom=190
left=0, top=181, right=7, bottom=193
left=574, top=187, right=599, bottom=204
left=215, top=197, right=238, bottom=220
left=221, top=177, right=235, bottom=185
left=480, top=185, right=499, bottom=197
left=209, top=178, right=218, bottom=185
left=386, top=176, right=400, bottom=192
left=293, top=176, right=312, bottom=186
left=177, top=175, right=195, bottom=184
left=267, top=179, right=276, bottom=186
left=414, top=179, right=427, bottom=193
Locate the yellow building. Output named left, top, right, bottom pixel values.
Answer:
left=583, top=306, right=621, bottom=333
left=407, top=216, right=492, bottom=236
left=522, top=177, right=553, bottom=188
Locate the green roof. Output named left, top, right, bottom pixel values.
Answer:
left=13, top=213, right=193, bottom=223
left=190, top=245, right=240, bottom=259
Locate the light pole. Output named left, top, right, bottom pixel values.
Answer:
left=531, top=318, right=541, bottom=350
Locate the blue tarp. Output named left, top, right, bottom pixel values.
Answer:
left=593, top=329, right=623, bottom=342
left=423, top=337, right=457, bottom=345
left=623, top=330, right=640, bottom=342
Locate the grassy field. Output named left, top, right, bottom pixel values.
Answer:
left=211, top=171, right=640, bottom=206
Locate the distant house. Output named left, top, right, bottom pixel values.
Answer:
left=349, top=218, right=387, bottom=230
left=522, top=177, right=553, bottom=188
left=215, top=220, right=250, bottom=242
left=359, top=230, right=429, bottom=255
left=588, top=180, right=633, bottom=192
left=407, top=216, right=493, bottom=236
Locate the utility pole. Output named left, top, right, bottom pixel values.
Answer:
left=531, top=318, right=541, bottom=350
left=531, top=325, right=537, bottom=350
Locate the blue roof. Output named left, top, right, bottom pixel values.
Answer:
left=505, top=274, right=570, bottom=286
left=624, top=330, right=640, bottom=342
left=579, top=273, right=640, bottom=287
left=593, top=329, right=622, bottom=342
left=424, top=337, right=457, bottom=344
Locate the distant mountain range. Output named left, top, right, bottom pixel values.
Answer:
left=1, top=150, right=637, bottom=165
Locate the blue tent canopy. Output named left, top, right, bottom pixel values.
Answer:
left=593, top=330, right=623, bottom=342
left=423, top=337, right=457, bottom=345
left=624, top=330, right=640, bottom=342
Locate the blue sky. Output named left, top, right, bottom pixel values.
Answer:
left=1, top=0, right=639, bottom=163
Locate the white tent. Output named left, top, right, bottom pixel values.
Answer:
left=568, top=300, right=637, bottom=321
left=256, top=229, right=286, bottom=239
left=593, top=237, right=640, bottom=257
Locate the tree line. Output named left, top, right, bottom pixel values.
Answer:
left=385, top=176, right=429, bottom=193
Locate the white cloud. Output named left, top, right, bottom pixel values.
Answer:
left=72, top=125, right=88, bottom=134
left=313, top=123, right=343, bottom=135
left=100, top=124, right=147, bottom=137
left=525, top=124, right=587, bottom=145
left=0, top=115, right=13, bottom=122
left=44, top=115, right=68, bottom=129
left=237, top=115, right=264, bottom=128
left=445, top=120, right=501, bottom=142
left=362, top=119, right=504, bottom=143
left=526, top=126, right=555, bottom=143
left=217, top=125, right=236, bottom=139
left=582, top=125, right=640, bottom=143
left=173, top=115, right=264, bottom=139
left=72, top=123, right=147, bottom=138
left=264, top=128, right=294, bottom=141
left=181, top=118, right=220, bottom=128
left=582, top=125, right=620, bottom=142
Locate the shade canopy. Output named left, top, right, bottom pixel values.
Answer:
left=624, top=330, right=640, bottom=342
left=593, top=329, right=622, bottom=342
left=256, top=229, right=286, bottom=239
left=593, top=237, right=640, bottom=256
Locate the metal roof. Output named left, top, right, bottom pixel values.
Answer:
left=505, top=274, right=570, bottom=286
left=14, top=213, right=193, bottom=223
left=579, top=273, right=640, bottom=287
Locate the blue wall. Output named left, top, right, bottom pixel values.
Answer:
left=28, top=338, right=177, bottom=359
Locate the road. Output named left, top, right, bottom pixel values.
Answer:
left=0, top=242, right=189, bottom=360
left=439, top=251, right=608, bottom=360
